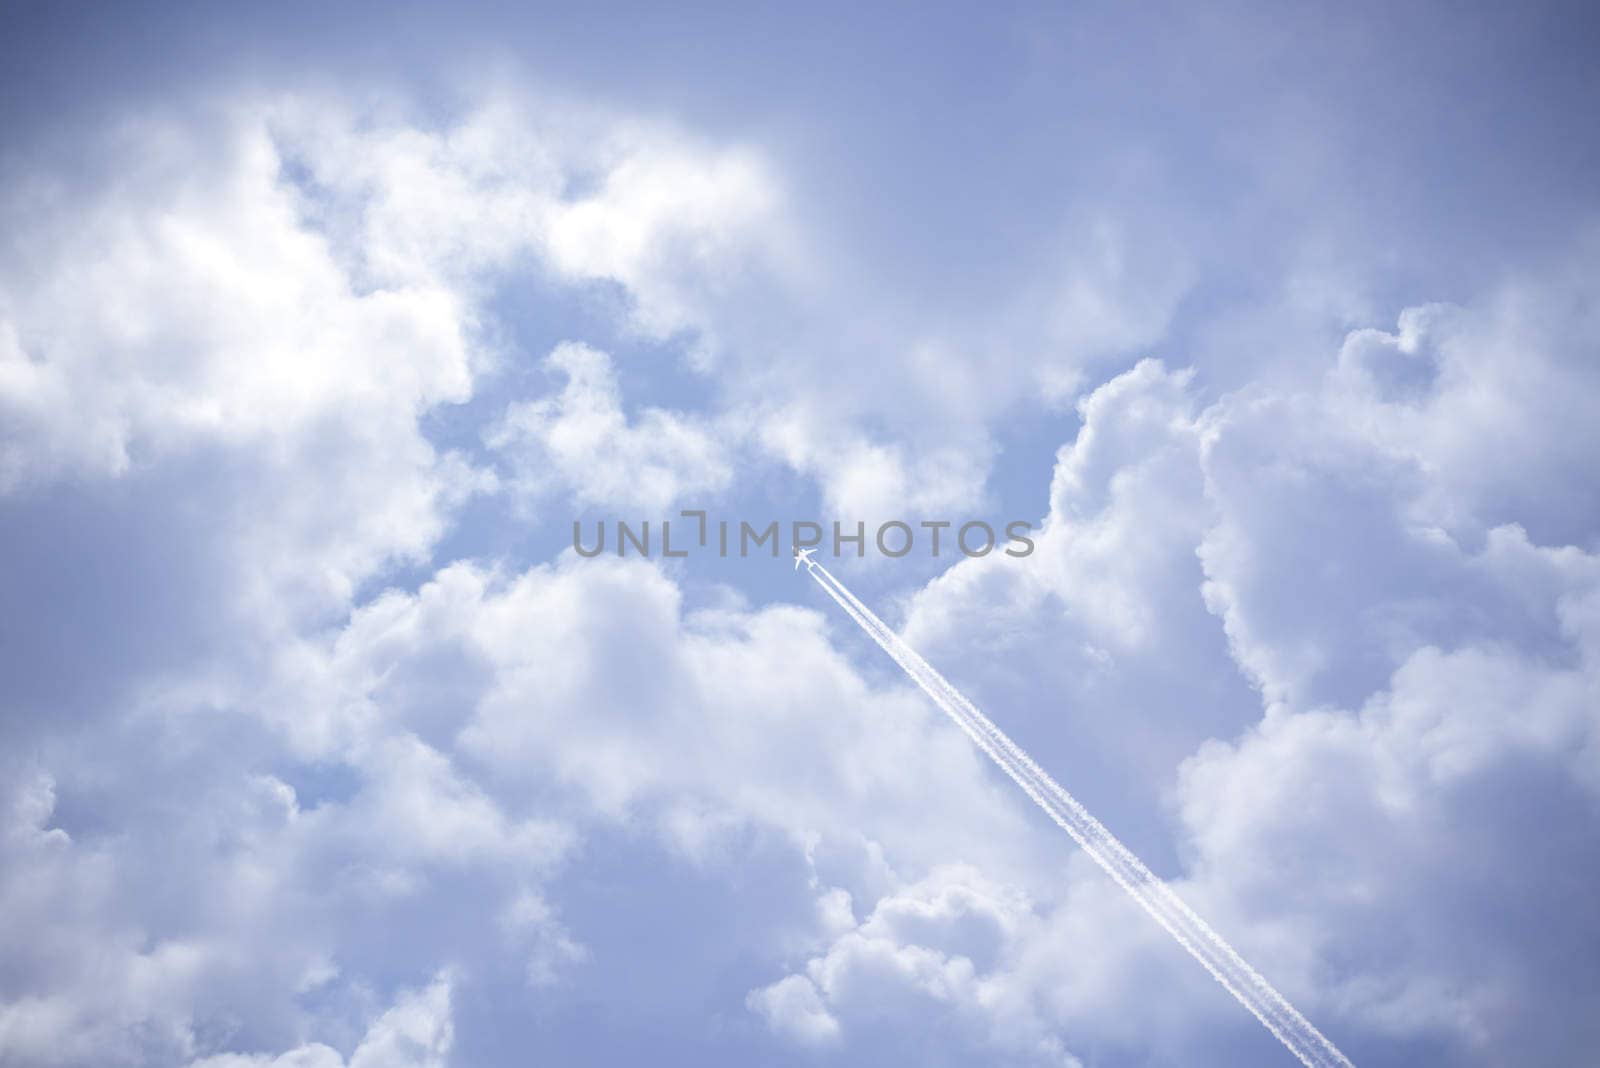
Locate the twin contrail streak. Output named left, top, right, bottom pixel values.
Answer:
left=804, top=560, right=1354, bottom=1068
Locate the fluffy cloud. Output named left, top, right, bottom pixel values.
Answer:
left=903, top=359, right=1259, bottom=863
left=488, top=341, right=732, bottom=512
left=186, top=974, right=454, bottom=1068
left=0, top=89, right=801, bottom=1067
left=5, top=53, right=1600, bottom=1068
left=299, top=554, right=1039, bottom=873
left=0, top=87, right=795, bottom=622
left=755, top=411, right=998, bottom=522
left=750, top=865, right=1085, bottom=1066
left=1174, top=593, right=1600, bottom=1063
left=897, top=256, right=1600, bottom=1064
left=268, top=93, right=790, bottom=348
left=0, top=110, right=486, bottom=631
left=1322, top=258, right=1600, bottom=548
left=0, top=725, right=567, bottom=1066
left=0, top=538, right=1059, bottom=1065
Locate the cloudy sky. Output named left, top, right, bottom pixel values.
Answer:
left=3, top=3, right=1599, bottom=1065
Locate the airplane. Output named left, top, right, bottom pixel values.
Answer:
left=793, top=547, right=817, bottom=570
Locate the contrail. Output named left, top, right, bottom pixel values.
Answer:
left=804, top=559, right=1354, bottom=1068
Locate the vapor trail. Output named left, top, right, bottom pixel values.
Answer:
left=805, top=560, right=1354, bottom=1068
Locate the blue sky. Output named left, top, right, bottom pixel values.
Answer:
left=3, top=3, right=1599, bottom=1066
